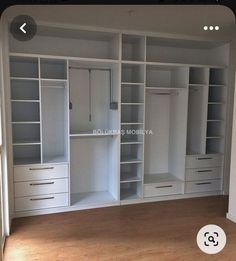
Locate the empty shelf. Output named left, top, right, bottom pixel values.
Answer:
left=71, top=191, right=116, bottom=206
left=121, top=103, right=144, bottom=105
left=144, top=173, right=182, bottom=184
left=120, top=156, right=143, bottom=164
left=146, top=87, right=185, bottom=90
left=43, top=156, right=68, bottom=164
left=14, top=158, right=41, bottom=165
left=121, top=82, right=144, bottom=85
left=120, top=188, right=141, bottom=200
left=70, top=131, right=118, bottom=137
left=13, top=139, right=41, bottom=145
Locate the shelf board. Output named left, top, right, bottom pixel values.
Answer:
left=12, top=121, right=40, bottom=124
left=206, top=136, right=223, bottom=139
left=144, top=173, right=182, bottom=184
left=10, top=77, right=39, bottom=81
left=121, top=141, right=143, bottom=145
left=207, top=119, right=224, bottom=122
left=146, top=86, right=185, bottom=90
left=120, top=188, right=141, bottom=201
left=121, top=122, right=144, bottom=125
left=120, top=172, right=142, bottom=183
left=120, top=156, right=143, bottom=164
left=13, top=139, right=41, bottom=145
left=70, top=131, right=118, bottom=138
left=11, top=100, right=40, bottom=103
left=208, top=102, right=224, bottom=105
left=121, top=82, right=145, bottom=85
left=71, top=191, right=116, bottom=206
left=188, top=83, right=208, bottom=86
left=121, top=103, right=144, bottom=105
left=121, top=60, right=145, bottom=65
left=40, top=78, right=67, bottom=82
left=209, top=84, right=226, bottom=87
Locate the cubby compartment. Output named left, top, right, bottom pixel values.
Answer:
left=144, top=88, right=188, bottom=183
left=69, top=61, right=119, bottom=135
left=207, top=104, right=225, bottom=121
left=206, top=139, right=224, bottom=154
left=70, top=136, right=119, bottom=205
left=120, top=163, right=143, bottom=183
left=121, top=105, right=144, bottom=124
left=146, top=65, right=189, bottom=88
left=209, top=68, right=226, bottom=86
left=10, top=27, right=119, bottom=60
left=120, top=143, right=143, bottom=163
left=189, top=67, right=209, bottom=85
left=207, top=121, right=224, bottom=137
left=13, top=144, right=41, bottom=165
left=40, top=59, right=67, bottom=79
left=12, top=123, right=40, bottom=144
left=208, top=86, right=226, bottom=103
left=12, top=102, right=40, bottom=122
left=121, top=124, right=144, bottom=143
left=121, top=64, right=145, bottom=84
left=11, top=79, right=39, bottom=101
left=186, top=85, right=208, bottom=154
left=122, top=34, right=145, bottom=61
left=41, top=81, right=69, bottom=163
left=120, top=181, right=142, bottom=200
left=10, top=57, right=38, bottom=78
left=121, top=84, right=144, bottom=103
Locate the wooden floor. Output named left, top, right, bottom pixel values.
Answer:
left=4, top=196, right=236, bottom=261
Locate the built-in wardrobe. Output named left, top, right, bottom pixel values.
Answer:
left=4, top=24, right=230, bottom=217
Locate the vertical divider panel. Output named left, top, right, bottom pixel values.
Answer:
left=38, top=57, right=43, bottom=164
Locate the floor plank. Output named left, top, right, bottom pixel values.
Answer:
left=4, top=196, right=236, bottom=261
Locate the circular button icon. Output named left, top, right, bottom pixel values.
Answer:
left=197, top=224, right=226, bottom=254
left=10, top=15, right=37, bottom=41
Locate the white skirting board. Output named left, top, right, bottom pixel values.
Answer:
left=226, top=212, right=236, bottom=223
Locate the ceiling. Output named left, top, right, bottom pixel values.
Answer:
left=2, top=5, right=236, bottom=42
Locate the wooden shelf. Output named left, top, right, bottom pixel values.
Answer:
left=13, top=139, right=41, bottom=145
left=11, top=100, right=40, bottom=103
left=10, top=77, right=39, bottom=81
left=121, top=122, right=144, bottom=125
left=12, top=121, right=40, bottom=124
left=70, top=131, right=118, bottom=138
left=121, top=103, right=144, bottom=105
left=120, top=172, right=141, bottom=183
left=206, top=136, right=223, bottom=139
left=146, top=87, right=185, bottom=90
left=121, top=141, right=143, bottom=145
left=144, top=173, right=182, bottom=184
left=120, top=156, right=143, bottom=164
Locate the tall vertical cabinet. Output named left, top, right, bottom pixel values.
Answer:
left=5, top=24, right=230, bottom=217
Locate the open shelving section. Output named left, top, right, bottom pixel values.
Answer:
left=7, top=24, right=230, bottom=215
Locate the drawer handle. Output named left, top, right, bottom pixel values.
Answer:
left=30, top=196, right=54, bottom=201
left=29, top=167, right=54, bottom=171
left=155, top=185, right=173, bottom=189
left=196, top=182, right=212, bottom=185
left=197, top=157, right=213, bottom=160
left=197, top=170, right=213, bottom=173
left=30, top=182, right=55, bottom=186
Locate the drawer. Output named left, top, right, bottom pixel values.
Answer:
left=15, top=193, right=68, bottom=212
left=185, top=179, right=222, bottom=194
left=185, top=167, right=222, bottom=181
left=14, top=178, right=68, bottom=197
left=144, top=182, right=184, bottom=198
left=185, top=154, right=223, bottom=169
left=14, top=164, right=68, bottom=182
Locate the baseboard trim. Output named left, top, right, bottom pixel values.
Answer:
left=226, top=212, right=236, bottom=223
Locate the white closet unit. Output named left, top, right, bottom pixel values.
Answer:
left=6, top=24, right=230, bottom=217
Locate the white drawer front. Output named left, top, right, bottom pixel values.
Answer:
left=185, top=154, right=223, bottom=169
left=14, top=178, right=68, bottom=197
left=144, top=183, right=183, bottom=198
left=185, top=167, right=222, bottom=181
left=185, top=179, right=222, bottom=194
left=15, top=193, right=68, bottom=212
left=14, top=164, right=68, bottom=182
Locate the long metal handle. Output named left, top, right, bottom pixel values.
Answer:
left=196, top=182, right=212, bottom=185
left=30, top=182, right=55, bottom=186
left=29, top=167, right=54, bottom=171
left=155, top=185, right=173, bottom=189
left=197, top=157, right=213, bottom=160
left=30, top=196, right=54, bottom=201
left=197, top=170, right=213, bottom=173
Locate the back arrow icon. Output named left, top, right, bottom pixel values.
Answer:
left=20, top=23, right=26, bottom=34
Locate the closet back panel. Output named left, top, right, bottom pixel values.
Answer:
left=144, top=92, right=170, bottom=173
left=41, top=86, right=68, bottom=162
left=12, top=124, right=40, bottom=143
left=70, top=138, right=111, bottom=194
left=187, top=86, right=208, bottom=154
left=10, top=57, right=38, bottom=78
left=69, top=69, right=110, bottom=133
left=11, top=80, right=39, bottom=100
left=12, top=102, right=40, bottom=122
left=10, top=34, right=119, bottom=59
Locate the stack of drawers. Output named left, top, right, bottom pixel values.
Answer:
left=14, top=164, right=69, bottom=212
left=185, top=154, right=223, bottom=193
